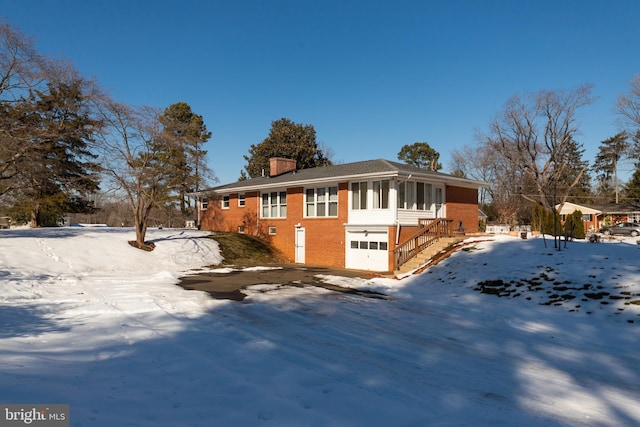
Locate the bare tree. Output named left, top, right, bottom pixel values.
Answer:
left=482, top=85, right=594, bottom=213
left=95, top=98, right=175, bottom=250
left=450, top=142, right=531, bottom=224
left=0, top=20, right=48, bottom=196
left=617, top=74, right=640, bottom=137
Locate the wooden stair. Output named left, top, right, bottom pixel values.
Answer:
left=394, top=236, right=464, bottom=276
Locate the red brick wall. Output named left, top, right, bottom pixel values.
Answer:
left=446, top=185, right=479, bottom=233
left=199, top=183, right=349, bottom=269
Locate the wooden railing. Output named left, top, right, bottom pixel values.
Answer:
left=392, top=218, right=455, bottom=271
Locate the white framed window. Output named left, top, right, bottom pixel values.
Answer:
left=373, top=180, right=390, bottom=209
left=222, top=195, right=230, bottom=209
left=238, top=225, right=245, bottom=233
left=416, top=182, right=432, bottom=211
left=261, top=191, right=287, bottom=218
left=351, top=182, right=368, bottom=210
left=399, top=181, right=432, bottom=211
left=398, top=181, right=415, bottom=209
left=305, top=186, right=338, bottom=217
left=238, top=193, right=246, bottom=207
left=269, top=226, right=277, bottom=235
left=201, top=198, right=208, bottom=210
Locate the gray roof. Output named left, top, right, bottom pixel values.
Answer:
left=204, top=159, right=484, bottom=193
left=590, top=202, right=640, bottom=214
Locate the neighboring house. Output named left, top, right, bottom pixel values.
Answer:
left=197, top=158, right=484, bottom=272
left=557, top=202, right=602, bottom=232
left=557, top=201, right=640, bottom=232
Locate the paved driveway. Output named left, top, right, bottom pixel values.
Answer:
left=178, top=264, right=382, bottom=301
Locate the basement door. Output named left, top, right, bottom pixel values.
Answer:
left=295, top=227, right=305, bottom=263
left=345, top=229, right=389, bottom=271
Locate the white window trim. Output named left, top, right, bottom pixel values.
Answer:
left=261, top=190, right=287, bottom=218
left=305, top=185, right=338, bottom=217
left=238, top=193, right=246, bottom=207
left=222, top=195, right=230, bottom=209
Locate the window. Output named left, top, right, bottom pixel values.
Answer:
left=400, top=181, right=432, bottom=210
left=306, top=189, right=315, bottom=216
left=261, top=191, right=287, bottom=218
left=349, top=240, right=388, bottom=251
left=238, top=225, right=245, bottom=233
left=582, top=214, right=591, bottom=222
left=306, top=186, right=338, bottom=217
left=238, top=193, right=245, bottom=207
left=222, top=195, right=230, bottom=209
left=269, top=226, right=277, bottom=235
left=373, top=180, right=389, bottom=209
left=416, top=182, right=432, bottom=211
left=328, top=186, right=338, bottom=216
left=398, top=181, right=415, bottom=209
left=352, top=182, right=368, bottom=210
left=201, top=198, right=208, bottom=210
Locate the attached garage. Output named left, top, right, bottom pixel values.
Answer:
left=345, top=228, right=389, bottom=271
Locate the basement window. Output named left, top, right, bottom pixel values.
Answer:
left=269, top=226, right=277, bottom=235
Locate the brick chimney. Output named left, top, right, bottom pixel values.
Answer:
left=269, top=157, right=297, bottom=177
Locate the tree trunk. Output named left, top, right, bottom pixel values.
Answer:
left=30, top=204, right=39, bottom=228
left=130, top=201, right=155, bottom=251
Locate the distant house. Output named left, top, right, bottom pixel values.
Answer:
left=557, top=201, right=640, bottom=232
left=196, top=158, right=484, bottom=272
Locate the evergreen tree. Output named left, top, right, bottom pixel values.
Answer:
left=564, top=210, right=586, bottom=239
left=558, top=138, right=592, bottom=204
left=397, top=142, right=442, bottom=171
left=242, top=118, right=331, bottom=179
left=592, top=132, right=629, bottom=203
left=159, top=102, right=211, bottom=216
left=624, top=167, right=640, bottom=202
left=13, top=79, right=101, bottom=226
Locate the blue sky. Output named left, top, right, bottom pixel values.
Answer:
left=2, top=0, right=639, bottom=184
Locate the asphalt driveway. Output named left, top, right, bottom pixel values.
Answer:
left=178, top=264, right=383, bottom=301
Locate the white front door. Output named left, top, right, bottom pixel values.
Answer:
left=295, top=227, right=305, bottom=263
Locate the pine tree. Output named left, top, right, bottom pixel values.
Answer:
left=242, top=118, right=331, bottom=179
left=159, top=102, right=211, bottom=216
left=558, top=138, right=591, bottom=204
left=12, top=79, right=101, bottom=226
left=624, top=167, right=640, bottom=201
left=397, top=142, right=442, bottom=171
left=593, top=132, right=629, bottom=203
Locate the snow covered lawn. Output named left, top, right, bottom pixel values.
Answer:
left=0, top=227, right=639, bottom=426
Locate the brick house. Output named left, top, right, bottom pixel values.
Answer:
left=558, top=201, right=640, bottom=233
left=197, top=158, right=483, bottom=272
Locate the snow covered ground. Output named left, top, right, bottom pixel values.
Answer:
left=0, top=227, right=639, bottom=427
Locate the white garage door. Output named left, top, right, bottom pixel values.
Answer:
left=346, top=230, right=389, bottom=271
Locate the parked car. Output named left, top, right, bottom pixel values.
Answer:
left=599, top=222, right=640, bottom=237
